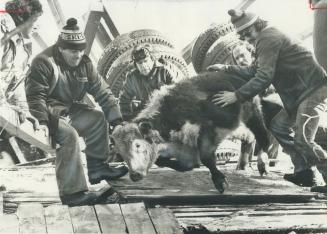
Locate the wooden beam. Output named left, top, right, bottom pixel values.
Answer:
left=102, top=2, right=120, bottom=38
left=8, top=137, right=26, bottom=163
left=235, top=0, right=257, bottom=11
left=84, top=11, right=103, bottom=55
left=0, top=106, right=54, bottom=153
left=46, top=0, right=66, bottom=28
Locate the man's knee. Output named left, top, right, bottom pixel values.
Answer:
left=57, top=125, right=80, bottom=145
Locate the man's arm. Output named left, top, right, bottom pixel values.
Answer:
left=234, top=35, right=283, bottom=102
left=25, top=57, right=53, bottom=125
left=119, top=73, right=137, bottom=121
left=86, top=62, right=122, bottom=123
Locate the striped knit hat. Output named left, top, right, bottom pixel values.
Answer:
left=57, top=18, right=86, bottom=50
left=228, top=9, right=258, bottom=32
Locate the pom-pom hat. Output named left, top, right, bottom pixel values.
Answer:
left=228, top=9, right=258, bottom=32
left=57, top=18, right=86, bottom=50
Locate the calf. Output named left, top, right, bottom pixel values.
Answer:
left=112, top=71, right=270, bottom=193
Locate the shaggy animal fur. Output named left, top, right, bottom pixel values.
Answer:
left=113, top=71, right=270, bottom=193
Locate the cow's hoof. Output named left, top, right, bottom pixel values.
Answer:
left=258, top=162, right=268, bottom=176
left=212, top=175, right=229, bottom=193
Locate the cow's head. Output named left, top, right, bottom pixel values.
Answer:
left=112, top=122, right=163, bottom=181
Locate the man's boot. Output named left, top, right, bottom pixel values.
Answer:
left=283, top=169, right=321, bottom=187
left=310, top=185, right=327, bottom=193
left=87, top=157, right=128, bottom=185
left=60, top=191, right=98, bottom=207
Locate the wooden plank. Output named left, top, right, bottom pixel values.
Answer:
left=102, top=2, right=119, bottom=38
left=44, top=204, right=73, bottom=234
left=17, top=203, right=46, bottom=234
left=84, top=11, right=103, bottom=55
left=148, top=208, right=183, bottom=234
left=120, top=203, right=156, bottom=234
left=46, top=0, right=65, bottom=28
left=179, top=214, right=327, bottom=233
left=0, top=106, right=54, bottom=153
left=95, top=204, right=126, bottom=234
left=235, top=0, right=257, bottom=11
left=0, top=215, right=19, bottom=234
left=110, top=167, right=314, bottom=204
left=8, top=137, right=26, bottom=163
left=69, top=206, right=101, bottom=233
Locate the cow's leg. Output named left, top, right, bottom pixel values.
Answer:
left=237, top=140, right=255, bottom=170
left=198, top=127, right=228, bottom=193
left=244, top=106, right=270, bottom=176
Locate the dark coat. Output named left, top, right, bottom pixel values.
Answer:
left=119, top=62, right=174, bottom=120
left=25, top=45, right=122, bottom=142
left=227, top=27, right=327, bottom=115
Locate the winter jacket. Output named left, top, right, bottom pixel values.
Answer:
left=119, top=62, right=175, bottom=120
left=25, top=45, right=122, bottom=127
left=226, top=27, right=327, bottom=115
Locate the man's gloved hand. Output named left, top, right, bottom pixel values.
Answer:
left=109, top=118, right=125, bottom=135
left=206, top=64, right=229, bottom=72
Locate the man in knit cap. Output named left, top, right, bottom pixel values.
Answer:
left=25, top=18, right=128, bottom=206
left=210, top=9, right=327, bottom=192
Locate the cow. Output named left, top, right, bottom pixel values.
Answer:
left=112, top=71, right=270, bottom=193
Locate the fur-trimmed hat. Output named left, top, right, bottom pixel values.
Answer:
left=57, top=18, right=86, bottom=50
left=131, top=44, right=153, bottom=62
left=228, top=9, right=258, bottom=32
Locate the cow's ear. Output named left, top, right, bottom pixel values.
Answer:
left=138, top=121, right=153, bottom=135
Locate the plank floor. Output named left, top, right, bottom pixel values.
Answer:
left=0, top=202, right=183, bottom=234
left=1, top=156, right=327, bottom=233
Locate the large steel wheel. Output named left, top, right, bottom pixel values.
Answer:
left=191, top=22, right=235, bottom=73
left=97, top=29, right=174, bottom=78
left=201, top=34, right=241, bottom=72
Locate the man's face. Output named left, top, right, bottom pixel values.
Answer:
left=135, top=56, right=154, bottom=76
left=59, top=48, right=85, bottom=67
left=22, top=14, right=40, bottom=38
left=239, top=26, right=258, bottom=45
left=232, top=45, right=253, bottom=66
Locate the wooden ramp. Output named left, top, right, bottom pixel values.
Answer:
left=0, top=202, right=182, bottom=234
left=110, top=167, right=316, bottom=204
left=2, top=163, right=327, bottom=233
